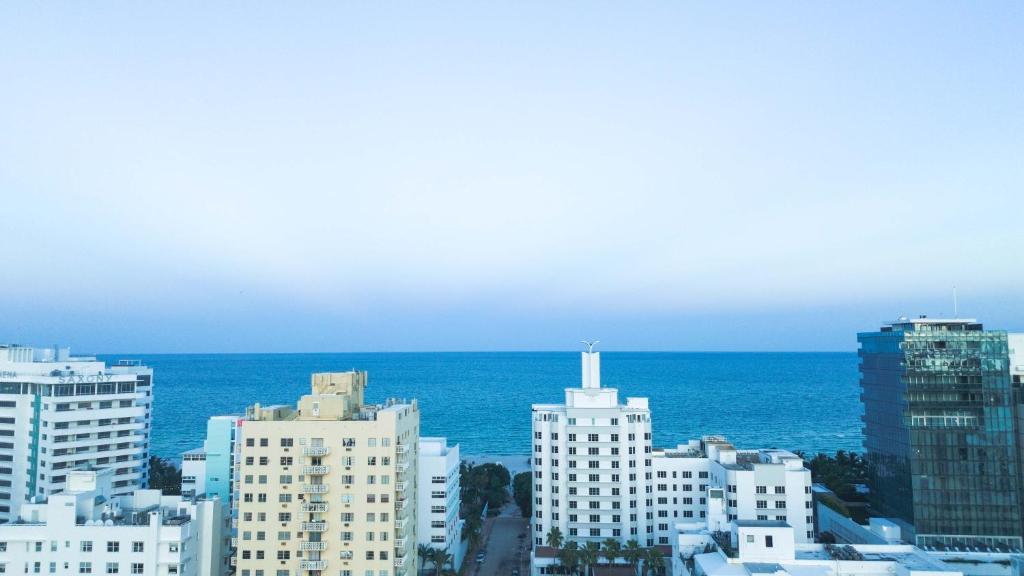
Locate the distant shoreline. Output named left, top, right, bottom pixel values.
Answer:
left=462, top=453, right=532, bottom=475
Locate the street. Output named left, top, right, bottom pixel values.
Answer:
left=473, top=502, right=529, bottom=576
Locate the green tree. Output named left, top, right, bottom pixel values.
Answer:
left=429, top=548, right=453, bottom=576
left=643, top=548, right=666, bottom=576
left=460, top=462, right=511, bottom=520
left=580, top=541, right=600, bottom=576
left=148, top=456, right=181, bottom=495
left=417, top=544, right=432, bottom=574
left=513, top=471, right=532, bottom=517
left=546, top=526, right=565, bottom=550
left=623, top=540, right=643, bottom=575
left=602, top=538, right=621, bottom=565
left=558, top=541, right=580, bottom=575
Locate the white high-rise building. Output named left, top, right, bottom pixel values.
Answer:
left=417, top=437, right=464, bottom=569
left=0, top=468, right=223, bottom=576
left=531, top=349, right=654, bottom=549
left=0, top=345, right=153, bottom=521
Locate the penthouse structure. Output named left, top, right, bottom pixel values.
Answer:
left=0, top=468, right=223, bottom=576
left=234, top=372, right=419, bottom=576
left=859, top=318, right=1024, bottom=549
left=0, top=345, right=153, bottom=521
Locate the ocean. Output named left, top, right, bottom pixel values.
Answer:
left=99, top=352, right=863, bottom=461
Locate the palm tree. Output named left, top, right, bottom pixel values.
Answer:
left=417, top=544, right=432, bottom=574
left=429, top=548, right=453, bottom=576
left=580, top=541, right=601, bottom=576
left=464, top=514, right=482, bottom=551
left=643, top=548, right=666, bottom=576
left=602, top=538, right=621, bottom=566
left=623, top=540, right=643, bottom=576
left=558, top=541, right=580, bottom=575
left=546, top=526, right=565, bottom=550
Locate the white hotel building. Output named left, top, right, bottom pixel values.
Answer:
left=0, top=345, right=153, bottom=521
left=417, top=437, right=464, bottom=568
left=531, top=350, right=655, bottom=548
left=531, top=349, right=814, bottom=573
left=0, top=468, right=223, bottom=576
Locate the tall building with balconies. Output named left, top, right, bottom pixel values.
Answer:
left=530, top=349, right=654, bottom=552
left=234, top=371, right=419, bottom=576
left=0, top=344, right=153, bottom=521
left=859, top=317, right=1024, bottom=550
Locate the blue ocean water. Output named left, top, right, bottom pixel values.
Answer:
left=99, top=352, right=863, bottom=460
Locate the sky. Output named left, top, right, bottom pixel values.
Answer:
left=1, top=3, right=1022, bottom=353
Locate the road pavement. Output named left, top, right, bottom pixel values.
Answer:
left=473, top=503, right=529, bottom=576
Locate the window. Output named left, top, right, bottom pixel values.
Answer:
left=81, top=542, right=93, bottom=552
left=131, top=565, right=144, bottom=575
left=106, top=564, right=119, bottom=574
left=107, top=542, right=119, bottom=552
left=766, top=535, right=774, bottom=548
left=132, top=542, right=143, bottom=553
left=79, top=564, right=92, bottom=575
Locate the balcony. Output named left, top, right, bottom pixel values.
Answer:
left=301, top=521, right=328, bottom=532
left=299, top=561, right=327, bottom=571
left=229, top=557, right=237, bottom=567
left=302, top=484, right=329, bottom=494
left=301, top=502, right=328, bottom=513
left=303, top=465, right=329, bottom=475
left=395, top=460, right=411, bottom=474
left=303, top=446, right=329, bottom=456
left=395, top=517, right=408, bottom=530
left=394, top=555, right=407, bottom=568
left=299, top=542, right=327, bottom=551
left=395, top=481, right=408, bottom=492
left=395, top=498, right=409, bottom=512
left=396, top=444, right=410, bottom=455
left=394, top=537, right=407, bottom=549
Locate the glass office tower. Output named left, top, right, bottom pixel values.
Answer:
left=859, top=318, right=1023, bottom=550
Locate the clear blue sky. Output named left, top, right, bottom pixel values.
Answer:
left=1, top=3, right=1022, bottom=352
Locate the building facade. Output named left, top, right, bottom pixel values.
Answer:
left=0, top=345, right=153, bottom=521
left=182, top=416, right=241, bottom=576
left=651, top=438, right=814, bottom=545
left=233, top=372, right=419, bottom=576
left=531, top=350, right=654, bottom=549
left=416, top=437, right=463, bottom=569
left=0, top=468, right=222, bottom=576
left=679, top=520, right=963, bottom=576
left=859, top=318, right=1023, bottom=549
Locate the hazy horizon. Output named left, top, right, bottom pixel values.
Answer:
left=2, top=3, right=1022, bottom=353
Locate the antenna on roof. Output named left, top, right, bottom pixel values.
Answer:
left=953, top=286, right=958, bottom=319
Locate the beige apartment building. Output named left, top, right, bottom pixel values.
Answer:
left=234, top=372, right=419, bottom=576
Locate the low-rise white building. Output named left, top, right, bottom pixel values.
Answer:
left=678, top=520, right=964, bottom=576
left=652, top=438, right=814, bottom=545
left=0, top=468, right=223, bottom=576
left=417, top=437, right=464, bottom=569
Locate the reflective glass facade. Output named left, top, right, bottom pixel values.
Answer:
left=859, top=319, right=1024, bottom=550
